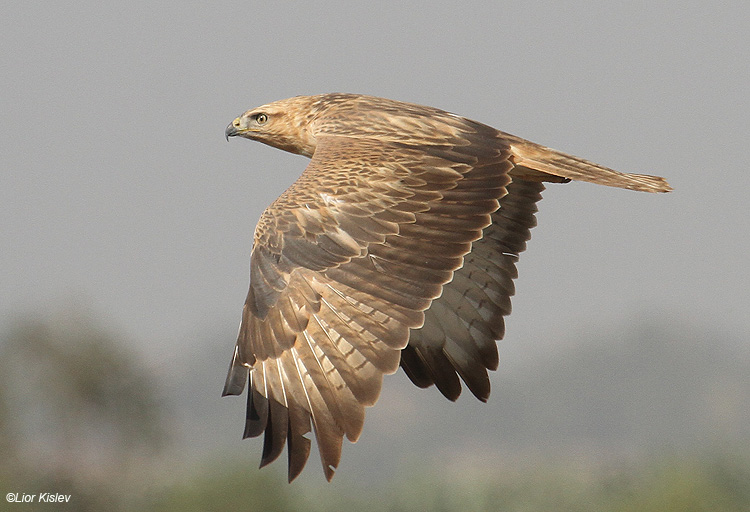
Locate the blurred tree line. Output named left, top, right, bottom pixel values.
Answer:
left=0, top=309, right=166, bottom=510
left=0, top=308, right=748, bottom=511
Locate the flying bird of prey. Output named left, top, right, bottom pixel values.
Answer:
left=223, top=93, right=671, bottom=482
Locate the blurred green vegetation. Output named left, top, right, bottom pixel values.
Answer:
left=146, top=453, right=750, bottom=512
left=144, top=461, right=299, bottom=512
left=0, top=310, right=167, bottom=511
left=0, top=310, right=748, bottom=511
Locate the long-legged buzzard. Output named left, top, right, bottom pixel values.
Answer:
left=223, top=93, right=671, bottom=481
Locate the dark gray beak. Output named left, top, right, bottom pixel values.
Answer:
left=225, top=122, right=240, bottom=141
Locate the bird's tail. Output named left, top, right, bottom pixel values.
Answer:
left=506, top=138, right=672, bottom=193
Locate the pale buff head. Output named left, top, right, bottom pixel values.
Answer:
left=225, top=93, right=476, bottom=157
left=225, top=95, right=325, bottom=157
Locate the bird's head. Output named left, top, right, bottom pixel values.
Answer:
left=225, top=96, right=322, bottom=157
left=226, top=93, right=481, bottom=158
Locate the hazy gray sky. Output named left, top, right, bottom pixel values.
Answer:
left=2, top=2, right=748, bottom=376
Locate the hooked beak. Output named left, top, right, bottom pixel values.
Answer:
left=225, top=118, right=242, bottom=141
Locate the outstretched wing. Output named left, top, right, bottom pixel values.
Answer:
left=400, top=178, right=544, bottom=400
left=223, top=133, right=513, bottom=481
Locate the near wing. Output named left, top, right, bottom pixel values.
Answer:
left=222, top=134, right=513, bottom=481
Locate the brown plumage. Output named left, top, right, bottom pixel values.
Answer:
left=223, top=93, right=671, bottom=482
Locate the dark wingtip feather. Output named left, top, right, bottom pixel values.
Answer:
left=287, top=406, right=312, bottom=482
left=458, top=367, right=491, bottom=402
left=260, top=399, right=289, bottom=468
left=243, top=388, right=269, bottom=439
left=400, top=345, right=435, bottom=389
left=424, top=349, right=462, bottom=401
left=401, top=345, right=462, bottom=401
left=222, top=349, right=248, bottom=396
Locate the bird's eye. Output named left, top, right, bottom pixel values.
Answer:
left=255, top=113, right=268, bottom=125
